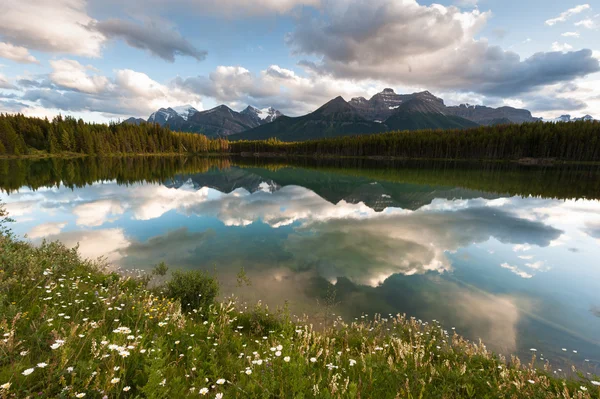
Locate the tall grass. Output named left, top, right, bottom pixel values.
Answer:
left=0, top=211, right=599, bottom=397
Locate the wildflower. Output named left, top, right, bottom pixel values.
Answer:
left=528, top=380, right=535, bottom=384
left=216, top=379, right=226, bottom=385
left=111, top=378, right=120, bottom=384
left=580, top=386, right=587, bottom=391
left=199, top=387, right=209, bottom=395
left=22, top=368, right=34, bottom=376
left=20, top=350, right=28, bottom=356
left=1, top=382, right=10, bottom=390
left=591, top=381, right=600, bottom=386
left=276, top=345, right=283, bottom=351
left=37, top=362, right=48, bottom=368
left=310, top=357, right=317, bottom=363
left=123, top=386, right=131, bottom=392
left=159, top=379, right=166, bottom=386
left=275, top=351, right=281, bottom=357
left=75, top=393, right=86, bottom=398
left=216, top=394, right=223, bottom=399
left=284, top=356, right=290, bottom=362
left=349, top=359, right=357, bottom=367
left=67, top=367, right=74, bottom=373
left=245, top=369, right=252, bottom=375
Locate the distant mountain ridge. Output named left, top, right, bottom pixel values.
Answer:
left=546, top=114, right=596, bottom=123
left=129, top=104, right=283, bottom=136
left=231, top=93, right=477, bottom=142
left=123, top=88, right=589, bottom=142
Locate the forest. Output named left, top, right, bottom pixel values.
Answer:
left=231, top=120, right=600, bottom=161
left=1, top=113, right=600, bottom=162
left=0, top=113, right=228, bottom=155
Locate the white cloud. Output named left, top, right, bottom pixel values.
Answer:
left=72, top=199, right=124, bottom=226
left=21, top=66, right=203, bottom=117
left=99, top=0, right=321, bottom=17
left=50, top=59, right=110, bottom=94
left=551, top=42, right=573, bottom=52
left=27, top=222, right=67, bottom=239
left=0, top=42, right=38, bottom=64
left=287, top=0, right=600, bottom=96
left=43, top=228, right=131, bottom=263
left=500, top=262, right=533, bottom=279
left=545, top=4, right=590, bottom=26
left=575, top=18, right=598, bottom=29
left=174, top=64, right=382, bottom=115
left=0, top=0, right=105, bottom=57
left=561, top=32, right=580, bottom=37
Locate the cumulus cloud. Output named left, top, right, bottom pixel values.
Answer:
left=561, top=32, right=580, bottom=38
left=574, top=17, right=598, bottom=29
left=94, top=0, right=320, bottom=17
left=91, top=19, right=207, bottom=62
left=72, top=199, right=124, bottom=226
left=50, top=59, right=110, bottom=94
left=551, top=42, right=573, bottom=52
left=0, top=42, right=38, bottom=64
left=27, top=222, right=67, bottom=239
left=286, top=0, right=600, bottom=97
left=173, top=64, right=380, bottom=115
left=0, top=0, right=206, bottom=62
left=0, top=0, right=105, bottom=57
left=39, top=228, right=131, bottom=263
left=545, top=4, right=590, bottom=26
left=21, top=66, right=203, bottom=117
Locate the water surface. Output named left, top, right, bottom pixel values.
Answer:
left=2, top=157, right=600, bottom=370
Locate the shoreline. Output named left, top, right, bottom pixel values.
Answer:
left=3, top=152, right=600, bottom=166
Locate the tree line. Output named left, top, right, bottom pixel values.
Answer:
left=230, top=121, right=600, bottom=161
left=2, top=113, right=600, bottom=162
left=0, top=113, right=229, bottom=156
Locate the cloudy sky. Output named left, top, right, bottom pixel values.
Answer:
left=0, top=0, right=599, bottom=122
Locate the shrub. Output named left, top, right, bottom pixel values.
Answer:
left=165, top=270, right=219, bottom=313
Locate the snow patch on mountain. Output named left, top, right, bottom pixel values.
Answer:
left=171, top=105, right=199, bottom=121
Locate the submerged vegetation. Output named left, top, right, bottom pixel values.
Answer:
left=1, top=113, right=600, bottom=162
left=1, top=208, right=599, bottom=398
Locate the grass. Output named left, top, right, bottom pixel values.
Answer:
left=1, top=214, right=599, bottom=398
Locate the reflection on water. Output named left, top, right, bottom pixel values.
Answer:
left=1, top=156, right=600, bottom=367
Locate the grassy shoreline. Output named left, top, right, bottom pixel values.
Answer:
left=1, top=214, right=599, bottom=398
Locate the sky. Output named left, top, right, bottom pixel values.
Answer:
left=0, top=0, right=599, bottom=122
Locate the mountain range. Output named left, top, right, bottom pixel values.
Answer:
left=124, top=88, right=595, bottom=141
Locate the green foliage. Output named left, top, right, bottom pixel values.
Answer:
left=152, top=261, right=169, bottom=277
left=166, top=270, right=219, bottom=314
left=0, top=113, right=229, bottom=156
left=231, top=120, right=600, bottom=162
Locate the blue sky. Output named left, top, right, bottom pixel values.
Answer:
left=0, top=0, right=599, bottom=122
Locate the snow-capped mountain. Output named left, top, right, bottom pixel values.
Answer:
left=240, top=106, right=282, bottom=124
left=546, top=114, right=596, bottom=123
left=171, top=105, right=199, bottom=121
left=148, top=105, right=199, bottom=125
left=142, top=104, right=283, bottom=137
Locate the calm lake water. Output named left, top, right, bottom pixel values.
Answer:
left=2, top=156, right=600, bottom=368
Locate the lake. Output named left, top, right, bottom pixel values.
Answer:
left=2, top=156, right=600, bottom=370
